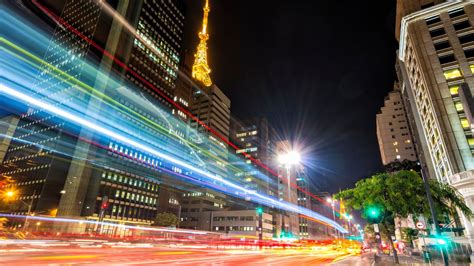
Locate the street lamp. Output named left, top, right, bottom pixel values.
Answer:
left=5, top=190, right=15, bottom=198
left=326, top=197, right=339, bottom=239
left=277, top=151, right=301, bottom=166
left=4, top=189, right=35, bottom=231
left=277, top=150, right=301, bottom=203
left=277, top=149, right=301, bottom=237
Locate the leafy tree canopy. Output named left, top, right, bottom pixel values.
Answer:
left=335, top=170, right=472, bottom=224
left=155, top=212, right=179, bottom=227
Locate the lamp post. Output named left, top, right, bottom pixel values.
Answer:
left=5, top=190, right=35, bottom=231
left=277, top=150, right=301, bottom=236
left=327, top=197, right=338, bottom=239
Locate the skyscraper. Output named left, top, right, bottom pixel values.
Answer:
left=396, top=0, right=474, bottom=252
left=231, top=117, right=278, bottom=196
left=1, top=0, right=188, bottom=233
left=376, top=84, right=417, bottom=165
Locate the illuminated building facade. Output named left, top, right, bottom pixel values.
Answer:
left=207, top=210, right=273, bottom=240
left=1, top=0, right=105, bottom=220
left=178, top=189, right=227, bottom=230
left=376, top=85, right=417, bottom=165
left=397, top=0, right=474, bottom=251
left=0, top=0, right=188, bottom=232
left=295, top=167, right=311, bottom=239
left=190, top=84, right=231, bottom=179
left=231, top=117, right=278, bottom=197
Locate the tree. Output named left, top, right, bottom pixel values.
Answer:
left=335, top=170, right=472, bottom=263
left=155, top=212, right=179, bottom=227
left=384, top=159, right=421, bottom=173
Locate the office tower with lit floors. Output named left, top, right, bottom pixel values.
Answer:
left=376, top=83, right=418, bottom=165
left=0, top=0, right=189, bottom=233
left=231, top=117, right=278, bottom=197
left=396, top=0, right=474, bottom=254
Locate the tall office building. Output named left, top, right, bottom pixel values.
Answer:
left=231, top=117, right=278, bottom=197
left=1, top=0, right=107, bottom=220
left=376, top=84, right=417, bottom=165
left=1, top=0, right=189, bottom=232
left=295, top=167, right=311, bottom=239
left=396, top=0, right=474, bottom=250
left=190, top=84, right=231, bottom=178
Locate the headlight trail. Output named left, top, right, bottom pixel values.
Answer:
left=1, top=36, right=253, bottom=181
left=1, top=7, right=347, bottom=233
left=29, top=0, right=346, bottom=216
left=0, top=83, right=347, bottom=233
left=0, top=213, right=209, bottom=235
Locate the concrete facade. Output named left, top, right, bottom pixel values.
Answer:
left=397, top=0, right=474, bottom=254
left=376, top=87, right=418, bottom=165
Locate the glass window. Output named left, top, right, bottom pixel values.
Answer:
left=449, top=8, right=465, bottom=18
left=438, top=54, right=456, bottom=64
left=426, top=16, right=441, bottom=25
left=443, top=69, right=462, bottom=80
left=468, top=138, right=474, bottom=147
left=434, top=41, right=450, bottom=51
left=465, top=49, right=474, bottom=59
left=455, top=102, right=464, bottom=112
left=460, top=118, right=470, bottom=129
left=449, top=85, right=459, bottom=95
left=454, top=20, right=471, bottom=31
left=460, top=33, right=474, bottom=44
left=430, top=28, right=445, bottom=38
left=470, top=65, right=474, bottom=74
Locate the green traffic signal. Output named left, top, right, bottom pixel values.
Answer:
left=256, top=207, right=263, bottom=215
left=368, top=207, right=380, bottom=218
left=365, top=206, right=383, bottom=223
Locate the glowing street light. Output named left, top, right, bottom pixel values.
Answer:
left=278, top=150, right=301, bottom=166
left=327, top=197, right=338, bottom=238
left=277, top=148, right=301, bottom=236
left=3, top=189, right=35, bottom=231
left=5, top=190, right=15, bottom=198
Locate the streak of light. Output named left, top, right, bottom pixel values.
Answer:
left=0, top=82, right=347, bottom=232
left=0, top=213, right=208, bottom=235
left=28, top=1, right=347, bottom=218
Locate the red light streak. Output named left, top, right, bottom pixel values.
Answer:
left=31, top=0, right=344, bottom=219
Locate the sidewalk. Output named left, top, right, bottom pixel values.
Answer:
left=375, top=254, right=425, bottom=265
left=333, top=253, right=456, bottom=266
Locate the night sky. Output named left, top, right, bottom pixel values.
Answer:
left=184, top=0, right=398, bottom=193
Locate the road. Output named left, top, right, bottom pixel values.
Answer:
left=0, top=242, right=360, bottom=265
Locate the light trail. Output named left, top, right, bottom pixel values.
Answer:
left=0, top=82, right=347, bottom=233
left=29, top=1, right=346, bottom=217
left=0, top=214, right=208, bottom=235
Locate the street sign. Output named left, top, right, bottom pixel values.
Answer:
left=416, top=221, right=425, bottom=230
left=373, top=224, right=380, bottom=233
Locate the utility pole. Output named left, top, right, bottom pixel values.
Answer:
left=420, top=167, right=449, bottom=266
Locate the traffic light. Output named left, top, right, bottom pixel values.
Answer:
left=433, top=235, right=449, bottom=245
left=365, top=206, right=383, bottom=224
left=256, top=207, right=263, bottom=215
left=101, top=202, right=108, bottom=209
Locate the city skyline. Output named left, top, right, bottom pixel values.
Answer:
left=2, top=0, right=474, bottom=265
